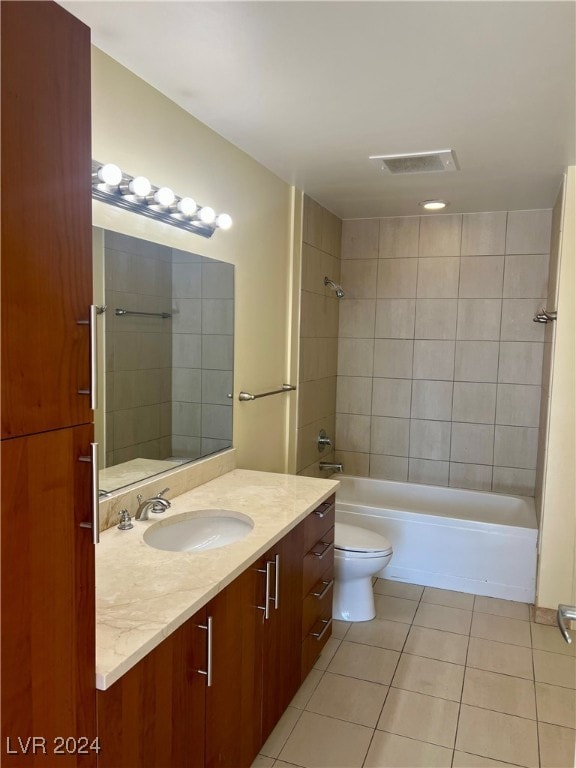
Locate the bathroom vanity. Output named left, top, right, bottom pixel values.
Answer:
left=95, top=470, right=337, bottom=767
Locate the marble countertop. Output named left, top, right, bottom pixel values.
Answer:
left=96, top=468, right=339, bottom=690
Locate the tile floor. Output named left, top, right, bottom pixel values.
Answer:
left=252, top=580, right=576, bottom=768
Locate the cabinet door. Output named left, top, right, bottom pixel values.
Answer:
left=1, top=425, right=96, bottom=765
left=260, top=523, right=304, bottom=741
left=1, top=1, right=93, bottom=438
left=97, top=614, right=206, bottom=768
left=205, top=565, right=262, bottom=768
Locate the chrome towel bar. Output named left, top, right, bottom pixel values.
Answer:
left=238, top=384, right=296, bottom=402
left=115, top=308, right=172, bottom=319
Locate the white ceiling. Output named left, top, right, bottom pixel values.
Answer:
left=62, top=1, right=576, bottom=219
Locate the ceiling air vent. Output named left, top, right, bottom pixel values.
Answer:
left=369, top=149, right=459, bottom=175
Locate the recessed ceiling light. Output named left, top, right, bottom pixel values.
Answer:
left=419, top=200, right=448, bottom=210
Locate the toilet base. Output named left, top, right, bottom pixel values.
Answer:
left=333, top=576, right=376, bottom=622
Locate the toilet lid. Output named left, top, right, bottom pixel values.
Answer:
left=335, top=522, right=393, bottom=554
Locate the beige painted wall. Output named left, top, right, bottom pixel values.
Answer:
left=91, top=48, right=295, bottom=472
left=536, top=167, right=576, bottom=610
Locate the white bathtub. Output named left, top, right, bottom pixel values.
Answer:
left=336, top=476, right=538, bottom=603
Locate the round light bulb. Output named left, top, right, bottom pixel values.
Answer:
left=97, top=163, right=123, bottom=186
left=198, top=206, right=216, bottom=224
left=419, top=199, right=448, bottom=210
left=153, top=186, right=175, bottom=207
left=177, top=197, right=197, bottom=217
left=128, top=176, right=151, bottom=197
left=216, top=213, right=233, bottom=230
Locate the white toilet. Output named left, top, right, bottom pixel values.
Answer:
left=333, top=522, right=393, bottom=622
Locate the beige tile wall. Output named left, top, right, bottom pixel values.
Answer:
left=297, top=196, right=342, bottom=476
left=336, top=210, right=552, bottom=496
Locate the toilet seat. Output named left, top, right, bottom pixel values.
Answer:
left=335, top=522, right=393, bottom=557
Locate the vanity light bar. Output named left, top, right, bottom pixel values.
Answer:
left=91, top=161, right=233, bottom=238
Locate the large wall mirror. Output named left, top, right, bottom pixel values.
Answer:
left=94, top=229, right=234, bottom=493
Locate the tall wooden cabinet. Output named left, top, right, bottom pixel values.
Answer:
left=1, top=2, right=96, bottom=764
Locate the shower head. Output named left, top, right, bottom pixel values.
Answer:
left=324, top=276, right=345, bottom=298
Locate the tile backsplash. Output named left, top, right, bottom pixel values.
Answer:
left=335, top=210, right=552, bottom=496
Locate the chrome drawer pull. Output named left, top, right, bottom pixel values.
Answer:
left=312, top=579, right=334, bottom=600
left=312, top=540, right=333, bottom=560
left=314, top=504, right=332, bottom=519
left=311, top=617, right=332, bottom=642
left=197, top=616, right=213, bottom=687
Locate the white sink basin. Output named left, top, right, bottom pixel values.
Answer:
left=143, top=511, right=253, bottom=553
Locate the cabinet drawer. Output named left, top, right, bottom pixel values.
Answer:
left=303, top=495, right=335, bottom=552
left=302, top=527, right=334, bottom=597
left=301, top=614, right=333, bottom=679
left=302, top=567, right=334, bottom=640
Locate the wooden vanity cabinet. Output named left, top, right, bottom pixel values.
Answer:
left=258, top=524, right=304, bottom=742
left=97, top=617, right=206, bottom=768
left=97, top=499, right=335, bottom=768
left=204, top=565, right=262, bottom=768
left=97, top=565, right=263, bottom=768
left=301, top=495, right=335, bottom=679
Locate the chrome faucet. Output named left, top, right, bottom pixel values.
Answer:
left=135, top=487, right=171, bottom=521
left=319, top=462, right=343, bottom=473
left=317, top=429, right=333, bottom=453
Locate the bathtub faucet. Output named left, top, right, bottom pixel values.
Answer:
left=319, top=462, right=343, bottom=473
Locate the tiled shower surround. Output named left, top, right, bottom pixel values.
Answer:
left=335, top=210, right=552, bottom=496
left=297, top=196, right=342, bottom=476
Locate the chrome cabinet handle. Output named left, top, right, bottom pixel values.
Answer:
left=557, top=604, right=576, bottom=644
left=79, top=442, right=100, bottom=544
left=311, top=617, right=332, bottom=641
left=314, top=502, right=332, bottom=519
left=273, top=554, right=280, bottom=610
left=312, top=579, right=334, bottom=600
left=197, top=616, right=213, bottom=686
left=257, top=561, right=273, bottom=620
left=312, top=540, right=333, bottom=560
left=77, top=305, right=98, bottom=409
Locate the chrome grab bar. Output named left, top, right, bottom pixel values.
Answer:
left=115, top=308, right=172, bottom=319
left=238, top=384, right=296, bottom=402
left=557, top=604, right=576, bottom=643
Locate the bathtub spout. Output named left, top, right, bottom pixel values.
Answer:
left=319, top=462, right=343, bottom=473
